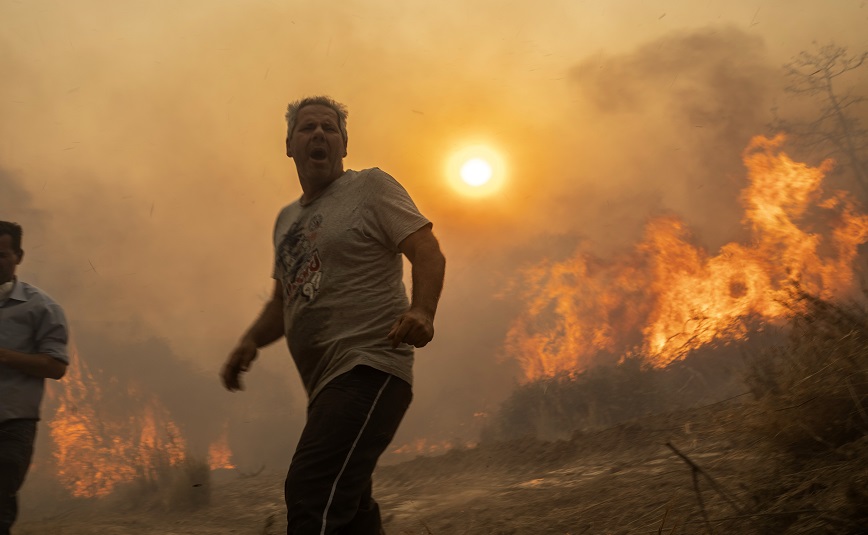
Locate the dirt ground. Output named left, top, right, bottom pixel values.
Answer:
left=14, top=401, right=770, bottom=535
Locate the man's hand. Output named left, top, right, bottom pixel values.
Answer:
left=221, top=338, right=259, bottom=391
left=388, top=308, right=435, bottom=348
left=221, top=280, right=285, bottom=392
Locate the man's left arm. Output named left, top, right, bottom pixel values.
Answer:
left=388, top=225, right=446, bottom=348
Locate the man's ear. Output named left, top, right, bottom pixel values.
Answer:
left=286, top=137, right=292, bottom=158
left=16, top=250, right=23, bottom=265
left=343, top=137, right=348, bottom=158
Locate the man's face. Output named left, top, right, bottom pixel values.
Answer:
left=0, top=235, right=22, bottom=285
left=286, top=104, right=347, bottom=185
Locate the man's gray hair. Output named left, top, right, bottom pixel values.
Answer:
left=285, top=96, right=349, bottom=144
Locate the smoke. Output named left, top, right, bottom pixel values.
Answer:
left=2, top=168, right=297, bottom=480
left=2, top=0, right=867, bottom=495
left=562, top=26, right=781, bottom=253
left=1, top=167, right=37, bottom=222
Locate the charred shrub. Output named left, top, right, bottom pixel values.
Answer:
left=483, top=357, right=673, bottom=441
left=483, top=346, right=748, bottom=443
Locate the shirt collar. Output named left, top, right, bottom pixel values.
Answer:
left=5, top=278, right=29, bottom=303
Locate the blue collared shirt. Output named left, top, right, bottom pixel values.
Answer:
left=0, top=279, right=69, bottom=423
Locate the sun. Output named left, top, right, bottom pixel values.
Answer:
left=446, top=144, right=507, bottom=198
left=460, top=158, right=493, bottom=187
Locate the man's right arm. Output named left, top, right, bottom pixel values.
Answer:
left=220, top=279, right=285, bottom=391
left=0, top=348, right=67, bottom=380
left=0, top=301, right=69, bottom=380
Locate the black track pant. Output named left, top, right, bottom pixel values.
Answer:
left=0, top=419, right=36, bottom=535
left=285, top=365, right=412, bottom=535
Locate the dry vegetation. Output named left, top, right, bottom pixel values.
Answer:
left=122, top=455, right=212, bottom=512
left=739, top=293, right=868, bottom=534
left=381, top=292, right=868, bottom=534
left=16, top=293, right=868, bottom=534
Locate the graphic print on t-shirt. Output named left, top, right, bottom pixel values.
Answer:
left=276, top=214, right=324, bottom=304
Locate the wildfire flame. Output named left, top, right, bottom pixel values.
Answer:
left=48, top=347, right=232, bottom=498
left=208, top=424, right=236, bottom=470
left=506, top=135, right=868, bottom=381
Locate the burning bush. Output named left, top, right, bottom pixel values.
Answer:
left=481, top=292, right=868, bottom=532
left=39, top=338, right=231, bottom=511
left=502, top=135, right=868, bottom=385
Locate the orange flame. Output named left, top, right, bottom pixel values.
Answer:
left=207, top=424, right=236, bottom=470
left=506, top=135, right=868, bottom=380
left=49, top=347, right=187, bottom=497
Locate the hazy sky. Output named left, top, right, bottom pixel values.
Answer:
left=2, top=0, right=868, bottom=468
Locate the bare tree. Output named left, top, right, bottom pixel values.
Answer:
left=772, top=43, right=868, bottom=196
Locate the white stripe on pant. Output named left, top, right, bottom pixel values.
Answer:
left=319, top=375, right=391, bottom=535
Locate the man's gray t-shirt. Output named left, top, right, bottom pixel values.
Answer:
left=273, top=168, right=430, bottom=401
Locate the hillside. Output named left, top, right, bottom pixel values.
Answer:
left=16, top=295, right=868, bottom=534
left=15, top=396, right=866, bottom=534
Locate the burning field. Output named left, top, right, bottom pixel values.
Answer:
left=16, top=291, right=868, bottom=534
left=3, top=0, right=866, bottom=532
left=505, top=134, right=868, bottom=381
left=12, top=135, right=868, bottom=533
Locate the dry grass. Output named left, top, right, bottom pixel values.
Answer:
left=113, top=453, right=212, bottom=512
left=746, top=294, right=868, bottom=457
left=16, top=292, right=868, bottom=534
left=475, top=291, right=868, bottom=534
left=483, top=348, right=748, bottom=443
left=738, top=293, right=868, bottom=534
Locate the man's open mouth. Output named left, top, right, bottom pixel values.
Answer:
left=310, top=148, right=328, bottom=161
